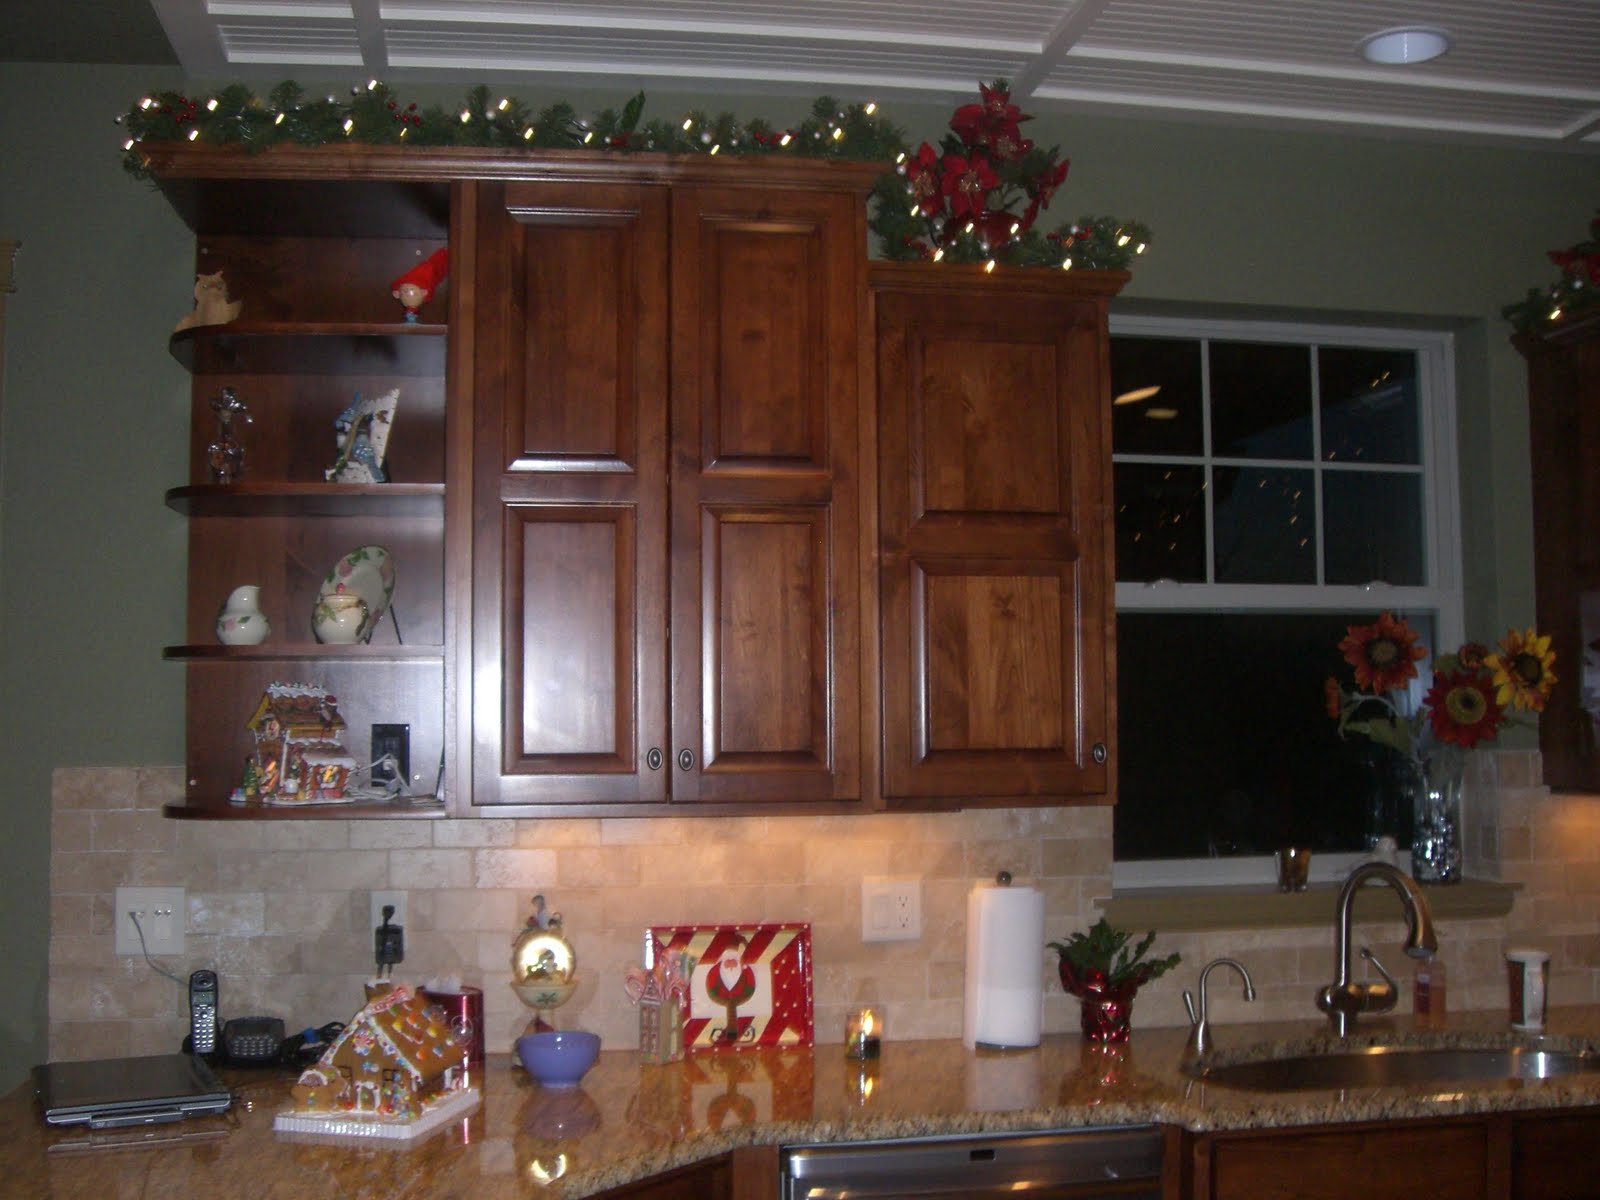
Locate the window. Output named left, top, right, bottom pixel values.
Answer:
left=1109, top=315, right=1461, bottom=888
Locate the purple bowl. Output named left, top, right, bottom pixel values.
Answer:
left=516, top=1030, right=601, bottom=1088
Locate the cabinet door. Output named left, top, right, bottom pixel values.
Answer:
left=1203, top=1122, right=1488, bottom=1200
left=1512, top=1109, right=1600, bottom=1199
left=1521, top=313, right=1600, bottom=791
left=668, top=185, right=864, bottom=806
left=873, top=267, right=1117, bottom=801
left=472, top=180, right=670, bottom=809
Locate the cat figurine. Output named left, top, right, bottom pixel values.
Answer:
left=174, top=270, right=243, bottom=332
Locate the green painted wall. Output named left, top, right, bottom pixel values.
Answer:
left=0, top=65, right=1594, bottom=1089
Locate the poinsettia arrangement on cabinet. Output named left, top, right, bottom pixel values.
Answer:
left=870, top=80, right=1151, bottom=270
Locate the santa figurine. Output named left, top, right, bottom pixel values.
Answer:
left=390, top=248, right=449, bottom=322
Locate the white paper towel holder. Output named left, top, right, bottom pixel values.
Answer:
left=963, top=869, right=1045, bottom=1051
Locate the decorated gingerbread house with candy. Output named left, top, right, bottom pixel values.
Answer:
left=288, top=986, right=466, bottom=1119
left=245, top=682, right=358, bottom=801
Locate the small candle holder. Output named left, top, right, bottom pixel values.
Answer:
left=845, top=1007, right=882, bottom=1059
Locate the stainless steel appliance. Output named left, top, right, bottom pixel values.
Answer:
left=781, top=1125, right=1165, bottom=1199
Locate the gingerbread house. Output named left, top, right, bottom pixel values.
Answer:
left=246, top=682, right=358, bottom=800
left=289, top=986, right=466, bottom=1120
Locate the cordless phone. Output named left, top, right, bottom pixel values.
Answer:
left=189, top=969, right=218, bottom=1056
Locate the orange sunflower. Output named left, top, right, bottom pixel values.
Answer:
left=1423, top=669, right=1506, bottom=748
left=1337, top=612, right=1426, bottom=694
left=1486, top=627, right=1557, bottom=713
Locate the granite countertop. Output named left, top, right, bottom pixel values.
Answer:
left=6, top=1007, right=1600, bottom=1199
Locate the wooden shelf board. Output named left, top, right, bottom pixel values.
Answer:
left=163, top=798, right=445, bottom=820
left=165, top=482, right=445, bottom=518
left=170, top=323, right=446, bottom=375
left=163, top=643, right=443, bottom=662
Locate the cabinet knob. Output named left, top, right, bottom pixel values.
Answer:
left=1091, top=742, right=1108, bottom=765
left=677, top=749, right=696, bottom=771
left=646, top=748, right=663, bottom=771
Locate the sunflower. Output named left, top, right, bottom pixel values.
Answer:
left=1338, top=612, right=1426, bottom=694
left=1486, top=627, right=1557, bottom=713
left=1423, top=669, right=1506, bottom=748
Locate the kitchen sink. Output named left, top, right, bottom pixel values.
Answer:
left=1190, top=1043, right=1600, bottom=1091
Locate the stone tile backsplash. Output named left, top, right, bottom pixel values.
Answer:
left=47, top=755, right=1598, bottom=1061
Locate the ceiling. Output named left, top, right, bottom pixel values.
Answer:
left=14, top=0, right=1600, bottom=151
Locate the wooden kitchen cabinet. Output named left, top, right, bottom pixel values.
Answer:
left=469, top=160, right=880, bottom=813
left=1187, top=1107, right=1600, bottom=1200
left=1517, top=309, right=1600, bottom=792
left=140, top=146, right=465, bottom=817
left=871, top=263, right=1127, bottom=803
left=1192, top=1119, right=1491, bottom=1200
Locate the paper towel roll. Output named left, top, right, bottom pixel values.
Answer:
left=963, top=881, right=1045, bottom=1049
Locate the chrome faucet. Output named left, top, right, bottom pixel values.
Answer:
left=1316, top=861, right=1437, bottom=1036
left=1182, top=958, right=1256, bottom=1069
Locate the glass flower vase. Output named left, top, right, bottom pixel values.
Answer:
left=1410, top=744, right=1465, bottom=884
left=1077, top=991, right=1136, bottom=1043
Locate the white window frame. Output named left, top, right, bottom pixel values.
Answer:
left=1109, top=313, right=1463, bottom=890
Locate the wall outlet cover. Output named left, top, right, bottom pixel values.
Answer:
left=861, top=876, right=922, bottom=942
left=115, top=886, right=186, bottom=956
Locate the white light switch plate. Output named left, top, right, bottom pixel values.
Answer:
left=114, top=886, right=186, bottom=956
left=861, top=876, right=922, bottom=942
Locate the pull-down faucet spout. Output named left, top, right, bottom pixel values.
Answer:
left=1316, top=861, right=1437, bottom=1037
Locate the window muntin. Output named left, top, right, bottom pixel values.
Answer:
left=1110, top=315, right=1460, bottom=887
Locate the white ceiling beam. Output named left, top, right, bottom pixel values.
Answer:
left=1009, top=0, right=1113, bottom=101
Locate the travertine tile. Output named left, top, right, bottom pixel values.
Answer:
left=46, top=747, right=1600, bottom=1059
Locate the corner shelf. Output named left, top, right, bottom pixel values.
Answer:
left=170, top=323, right=446, bottom=375
left=162, top=798, right=446, bottom=821
left=166, top=483, right=445, bottom=519
left=163, top=644, right=443, bottom=662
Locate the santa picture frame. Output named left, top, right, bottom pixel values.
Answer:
left=648, top=923, right=813, bottom=1051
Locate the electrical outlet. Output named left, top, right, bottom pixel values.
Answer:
left=115, top=886, right=186, bottom=956
left=861, top=876, right=922, bottom=942
left=371, top=889, right=406, bottom=934
left=371, top=723, right=410, bottom=787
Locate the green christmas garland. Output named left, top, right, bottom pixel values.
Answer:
left=119, top=79, right=1151, bottom=273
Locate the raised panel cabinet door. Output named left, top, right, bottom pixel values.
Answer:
left=668, top=184, right=864, bottom=805
left=472, top=180, right=670, bottom=809
left=1519, top=312, right=1600, bottom=791
left=873, top=265, right=1125, bottom=801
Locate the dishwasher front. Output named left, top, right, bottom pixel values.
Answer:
left=780, top=1124, right=1166, bottom=1199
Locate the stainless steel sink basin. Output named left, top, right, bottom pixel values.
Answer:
left=1191, top=1044, right=1600, bottom=1091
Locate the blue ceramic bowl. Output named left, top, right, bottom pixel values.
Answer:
left=516, top=1030, right=601, bottom=1087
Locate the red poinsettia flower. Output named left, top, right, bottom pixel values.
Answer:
left=1424, top=669, right=1506, bottom=748
left=990, top=125, right=1034, bottom=161
left=949, top=82, right=1032, bottom=160
left=1030, top=158, right=1071, bottom=209
left=940, top=152, right=999, bottom=218
left=905, top=142, right=944, bottom=216
left=1338, top=611, right=1426, bottom=694
left=1549, top=247, right=1600, bottom=286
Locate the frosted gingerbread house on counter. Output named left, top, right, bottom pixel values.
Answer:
left=246, top=682, right=359, bottom=802
left=275, top=985, right=478, bottom=1142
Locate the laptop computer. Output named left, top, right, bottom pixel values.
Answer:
left=34, top=1053, right=233, bottom=1130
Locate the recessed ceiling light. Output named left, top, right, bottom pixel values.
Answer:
left=1360, top=26, right=1452, bottom=65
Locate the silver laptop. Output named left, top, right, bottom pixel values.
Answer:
left=34, top=1054, right=233, bottom=1129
